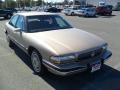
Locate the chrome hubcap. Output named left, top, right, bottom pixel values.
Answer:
left=31, top=52, right=41, bottom=73
left=8, top=15, right=11, bottom=18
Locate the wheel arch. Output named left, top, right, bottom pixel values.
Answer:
left=5, top=30, right=8, bottom=34
left=28, top=46, right=41, bottom=56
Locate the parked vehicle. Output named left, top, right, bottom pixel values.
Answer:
left=75, top=7, right=96, bottom=17
left=113, top=2, right=120, bottom=11
left=5, top=12, right=112, bottom=76
left=0, top=9, right=13, bottom=19
left=96, top=5, right=112, bottom=15
left=113, top=6, right=120, bottom=11
left=45, top=7, right=62, bottom=12
left=5, top=8, right=17, bottom=13
left=64, top=7, right=79, bottom=16
left=24, top=7, right=31, bottom=11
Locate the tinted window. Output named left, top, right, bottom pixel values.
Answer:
left=9, top=15, right=19, bottom=27
left=73, top=8, right=77, bottom=10
left=0, top=10, right=4, bottom=13
left=87, top=9, right=90, bottom=11
left=27, top=15, right=72, bottom=32
left=16, top=16, right=24, bottom=30
left=55, top=17, right=69, bottom=28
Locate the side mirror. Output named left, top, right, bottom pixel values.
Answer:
left=14, top=28, right=21, bottom=32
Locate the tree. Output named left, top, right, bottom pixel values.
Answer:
left=64, top=0, right=69, bottom=5
left=37, top=0, right=42, bottom=6
left=4, top=0, right=17, bottom=8
left=69, top=1, right=73, bottom=5
left=0, top=0, right=3, bottom=8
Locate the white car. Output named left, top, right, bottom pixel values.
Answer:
left=64, top=7, right=78, bottom=16
left=75, top=8, right=96, bottom=17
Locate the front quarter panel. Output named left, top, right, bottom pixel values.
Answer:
left=22, top=33, right=58, bottom=60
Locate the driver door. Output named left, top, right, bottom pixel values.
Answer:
left=14, top=15, right=26, bottom=51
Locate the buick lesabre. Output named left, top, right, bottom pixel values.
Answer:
left=5, top=12, right=112, bottom=76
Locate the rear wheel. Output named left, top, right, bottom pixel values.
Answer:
left=71, top=12, right=74, bottom=16
left=108, top=13, right=112, bottom=16
left=31, top=50, right=46, bottom=75
left=65, top=13, right=68, bottom=16
left=85, top=13, right=89, bottom=17
left=93, top=14, right=96, bottom=17
left=4, top=14, right=12, bottom=19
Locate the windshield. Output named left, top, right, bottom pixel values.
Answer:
left=27, top=15, right=72, bottom=32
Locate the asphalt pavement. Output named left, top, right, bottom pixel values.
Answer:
left=0, top=11, right=120, bottom=90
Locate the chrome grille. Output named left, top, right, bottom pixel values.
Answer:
left=77, top=48, right=103, bottom=60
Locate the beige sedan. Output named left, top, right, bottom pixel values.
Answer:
left=5, top=12, right=112, bottom=76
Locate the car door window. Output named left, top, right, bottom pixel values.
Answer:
left=73, top=8, right=77, bottom=10
left=9, top=15, right=19, bottom=27
left=0, top=10, right=3, bottom=14
left=55, top=17, right=69, bottom=28
left=0, top=10, right=1, bottom=14
left=16, top=16, right=25, bottom=31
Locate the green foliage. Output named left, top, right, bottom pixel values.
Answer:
left=37, top=0, right=42, bottom=6
left=0, top=0, right=3, bottom=8
left=64, top=0, right=69, bottom=5
left=0, top=0, right=64, bottom=8
left=2, top=0, right=17, bottom=8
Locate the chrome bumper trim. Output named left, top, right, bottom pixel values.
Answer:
left=43, top=50, right=112, bottom=76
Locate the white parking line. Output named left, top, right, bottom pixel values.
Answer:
left=0, top=53, right=14, bottom=58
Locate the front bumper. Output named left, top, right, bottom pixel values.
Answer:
left=43, top=50, right=112, bottom=76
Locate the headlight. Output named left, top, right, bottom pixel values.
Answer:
left=102, top=44, right=108, bottom=50
left=50, top=55, right=76, bottom=64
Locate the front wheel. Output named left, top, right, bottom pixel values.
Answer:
left=31, top=50, right=46, bottom=75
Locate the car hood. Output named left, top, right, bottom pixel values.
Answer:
left=27, top=28, right=106, bottom=55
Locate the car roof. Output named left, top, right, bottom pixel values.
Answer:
left=82, top=7, right=95, bottom=9
left=16, top=12, right=58, bottom=16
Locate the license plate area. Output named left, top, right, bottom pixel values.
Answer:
left=91, top=62, right=101, bottom=72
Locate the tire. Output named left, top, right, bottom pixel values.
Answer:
left=71, top=12, right=74, bottom=16
left=85, top=13, right=89, bottom=17
left=31, top=49, right=46, bottom=75
left=65, top=13, right=68, bottom=16
left=5, top=14, right=12, bottom=19
left=108, top=13, right=112, bottom=16
left=93, top=15, right=96, bottom=17
left=6, top=34, right=14, bottom=47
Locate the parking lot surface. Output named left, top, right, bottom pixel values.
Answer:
left=0, top=11, right=120, bottom=90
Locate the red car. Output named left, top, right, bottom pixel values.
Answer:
left=96, top=5, right=112, bottom=15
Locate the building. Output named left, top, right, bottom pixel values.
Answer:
left=74, top=0, right=86, bottom=5
left=74, top=0, right=120, bottom=6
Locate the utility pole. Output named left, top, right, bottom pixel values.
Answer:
left=23, top=0, right=25, bottom=8
left=5, top=0, right=8, bottom=8
left=42, top=0, right=44, bottom=10
left=73, top=0, right=75, bottom=6
left=0, top=0, right=3, bottom=8
left=16, top=0, right=19, bottom=8
left=30, top=0, right=33, bottom=7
